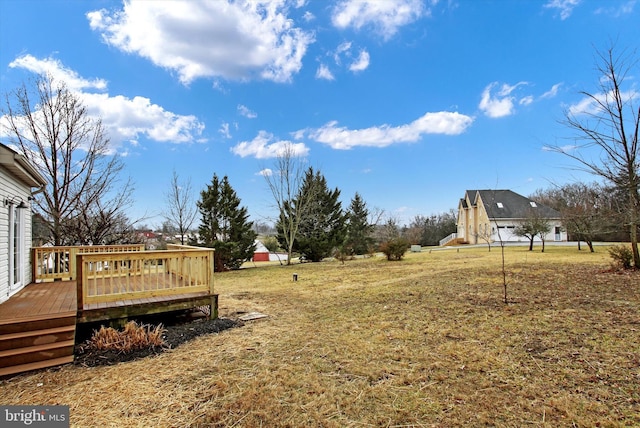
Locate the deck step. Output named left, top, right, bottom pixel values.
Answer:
left=0, top=340, right=76, bottom=369
left=0, top=312, right=76, bottom=335
left=0, top=325, right=76, bottom=351
left=0, top=314, right=77, bottom=375
left=0, top=355, right=74, bottom=377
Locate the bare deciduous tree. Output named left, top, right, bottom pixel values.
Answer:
left=532, top=182, right=611, bottom=252
left=263, top=144, right=312, bottom=265
left=514, top=209, right=552, bottom=252
left=62, top=177, right=139, bottom=245
left=550, top=45, right=640, bottom=266
left=474, top=223, right=493, bottom=252
left=163, top=170, right=197, bottom=245
left=2, top=73, right=136, bottom=245
left=373, top=215, right=402, bottom=244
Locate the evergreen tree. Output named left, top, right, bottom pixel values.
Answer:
left=289, top=168, right=345, bottom=262
left=344, top=193, right=374, bottom=255
left=197, top=174, right=256, bottom=271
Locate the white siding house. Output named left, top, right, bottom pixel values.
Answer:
left=0, top=143, right=46, bottom=304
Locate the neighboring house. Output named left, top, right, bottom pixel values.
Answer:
left=252, top=239, right=270, bottom=262
left=456, top=189, right=567, bottom=244
left=252, top=239, right=287, bottom=262
left=0, top=143, right=46, bottom=304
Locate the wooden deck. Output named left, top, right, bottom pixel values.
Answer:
left=1, top=244, right=217, bottom=376
left=0, top=278, right=218, bottom=325
left=0, top=281, right=77, bottom=322
left=0, top=276, right=217, bottom=376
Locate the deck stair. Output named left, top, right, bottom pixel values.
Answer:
left=0, top=312, right=76, bottom=377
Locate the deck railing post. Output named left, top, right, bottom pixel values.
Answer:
left=208, top=249, right=215, bottom=296
left=31, top=248, right=37, bottom=283
left=76, top=254, right=84, bottom=311
left=208, top=249, right=216, bottom=319
left=69, top=247, right=78, bottom=280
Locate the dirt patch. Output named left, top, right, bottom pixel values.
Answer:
left=74, top=315, right=242, bottom=368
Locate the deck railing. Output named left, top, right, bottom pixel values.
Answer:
left=32, top=244, right=145, bottom=282
left=439, top=233, right=458, bottom=247
left=76, top=248, right=215, bottom=309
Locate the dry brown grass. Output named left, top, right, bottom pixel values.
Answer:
left=1, top=245, right=639, bottom=427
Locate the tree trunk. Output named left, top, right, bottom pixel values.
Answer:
left=630, top=224, right=640, bottom=268
left=628, top=183, right=640, bottom=268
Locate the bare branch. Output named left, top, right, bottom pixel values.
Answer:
left=549, top=44, right=640, bottom=266
left=2, top=73, right=135, bottom=245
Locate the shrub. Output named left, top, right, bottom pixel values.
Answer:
left=608, top=244, right=633, bottom=270
left=380, top=238, right=410, bottom=261
left=88, top=321, right=166, bottom=353
left=333, top=245, right=354, bottom=264
left=262, top=236, right=281, bottom=253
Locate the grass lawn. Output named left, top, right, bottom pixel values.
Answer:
left=1, top=245, right=639, bottom=427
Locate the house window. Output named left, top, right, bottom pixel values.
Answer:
left=496, top=202, right=504, bottom=208
left=530, top=201, right=537, bottom=207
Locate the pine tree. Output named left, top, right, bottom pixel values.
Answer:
left=344, top=193, right=374, bottom=255
left=285, top=167, right=345, bottom=262
left=197, top=174, right=256, bottom=271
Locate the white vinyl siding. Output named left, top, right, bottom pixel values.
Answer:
left=0, top=166, right=34, bottom=303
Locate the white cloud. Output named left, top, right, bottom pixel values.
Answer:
left=595, top=0, right=637, bottom=17
left=302, top=111, right=474, bottom=150
left=316, top=64, right=335, bottom=80
left=540, top=83, right=562, bottom=99
left=326, top=42, right=369, bottom=77
left=257, top=168, right=273, bottom=177
left=349, top=50, right=370, bottom=72
left=87, top=0, right=314, bottom=84
left=543, top=0, right=581, bottom=20
left=567, top=96, right=597, bottom=116
left=219, top=123, right=232, bottom=139
left=231, top=130, right=310, bottom=158
left=332, top=0, right=427, bottom=40
left=9, top=55, right=107, bottom=91
left=334, top=42, right=352, bottom=65
left=82, top=93, right=204, bottom=144
left=519, top=96, right=534, bottom=106
left=238, top=104, right=257, bottom=118
left=290, top=129, right=306, bottom=140
left=5, top=55, right=204, bottom=147
left=542, top=144, right=578, bottom=152
left=567, top=89, right=640, bottom=116
left=479, top=82, right=529, bottom=118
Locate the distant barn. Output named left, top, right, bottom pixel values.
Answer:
left=253, top=240, right=270, bottom=262
left=252, top=239, right=287, bottom=262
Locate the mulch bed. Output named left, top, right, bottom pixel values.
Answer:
left=74, top=316, right=243, bottom=368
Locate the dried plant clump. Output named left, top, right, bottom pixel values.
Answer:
left=608, top=244, right=634, bottom=270
left=88, top=321, right=166, bottom=353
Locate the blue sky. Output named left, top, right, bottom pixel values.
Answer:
left=1, top=0, right=638, bottom=229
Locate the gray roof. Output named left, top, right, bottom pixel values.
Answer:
left=464, top=189, right=560, bottom=219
